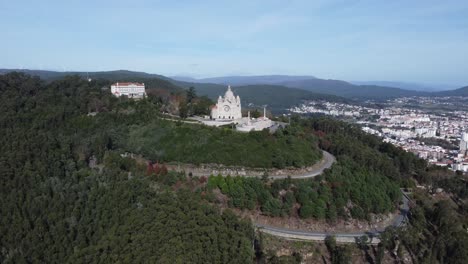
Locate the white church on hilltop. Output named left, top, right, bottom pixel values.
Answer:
left=210, top=86, right=242, bottom=120
left=194, top=85, right=280, bottom=132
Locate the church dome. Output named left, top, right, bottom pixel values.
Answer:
left=224, top=85, right=235, bottom=100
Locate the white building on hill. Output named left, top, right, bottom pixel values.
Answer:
left=198, top=85, right=278, bottom=132
left=210, top=86, right=242, bottom=120
left=236, top=108, right=273, bottom=132
left=111, top=82, right=146, bottom=98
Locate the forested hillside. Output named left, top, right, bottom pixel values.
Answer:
left=2, top=72, right=467, bottom=263
left=433, top=85, right=468, bottom=96
left=206, top=117, right=409, bottom=221
left=0, top=73, right=254, bottom=263
left=124, top=119, right=322, bottom=168
left=3, top=69, right=467, bottom=104
left=0, top=69, right=352, bottom=113
left=278, top=79, right=426, bottom=99
left=0, top=69, right=183, bottom=93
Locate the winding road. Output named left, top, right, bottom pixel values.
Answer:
left=254, top=150, right=410, bottom=244
left=270, top=150, right=336, bottom=179
left=176, top=150, right=336, bottom=179
left=159, top=115, right=409, bottom=244
left=255, top=190, right=410, bottom=244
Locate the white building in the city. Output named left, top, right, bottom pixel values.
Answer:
left=459, top=132, right=468, bottom=155
left=415, top=128, right=437, bottom=138
left=210, top=86, right=242, bottom=120
left=111, top=82, right=146, bottom=98
left=452, top=162, right=468, bottom=172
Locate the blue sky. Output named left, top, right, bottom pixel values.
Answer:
left=1, top=0, right=468, bottom=85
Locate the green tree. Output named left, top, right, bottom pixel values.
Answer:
left=186, top=86, right=196, bottom=103
left=299, top=202, right=314, bottom=218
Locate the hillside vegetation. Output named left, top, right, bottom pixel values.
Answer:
left=0, top=69, right=183, bottom=92
left=278, top=78, right=426, bottom=99
left=0, top=69, right=352, bottom=113
left=3, top=69, right=468, bottom=102
left=0, top=72, right=255, bottom=263
left=206, top=117, right=406, bottom=221
left=124, top=120, right=322, bottom=168
left=2, top=72, right=468, bottom=263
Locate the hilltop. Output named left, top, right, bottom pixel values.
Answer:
left=0, top=69, right=349, bottom=113
left=2, top=69, right=467, bottom=107
left=0, top=69, right=169, bottom=81
left=0, top=69, right=183, bottom=93
left=350, top=80, right=456, bottom=91
left=433, top=85, right=468, bottom=96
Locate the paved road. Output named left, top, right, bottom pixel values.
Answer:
left=271, top=150, right=335, bottom=179
left=256, top=189, right=410, bottom=244
left=175, top=150, right=336, bottom=179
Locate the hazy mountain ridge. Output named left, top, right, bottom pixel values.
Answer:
left=189, top=83, right=347, bottom=111
left=0, top=69, right=346, bottom=113
left=171, top=79, right=348, bottom=113
left=433, top=86, right=468, bottom=96
left=172, top=74, right=434, bottom=99
left=278, top=78, right=428, bottom=99
left=2, top=69, right=467, bottom=101
left=350, top=81, right=456, bottom=91
left=171, top=75, right=317, bottom=86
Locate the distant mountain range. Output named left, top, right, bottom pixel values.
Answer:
left=173, top=76, right=459, bottom=93
left=350, top=81, right=457, bottom=92
left=433, top=86, right=468, bottom=97
left=173, top=80, right=346, bottom=111
left=0, top=69, right=345, bottom=113
left=1, top=69, right=468, bottom=111
left=171, top=75, right=437, bottom=99
left=171, top=75, right=317, bottom=86
left=0, top=69, right=169, bottom=82
left=0, top=69, right=183, bottom=93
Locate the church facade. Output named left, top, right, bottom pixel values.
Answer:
left=211, top=86, right=242, bottom=120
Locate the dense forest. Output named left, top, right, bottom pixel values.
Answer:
left=207, top=155, right=400, bottom=220
left=125, top=121, right=322, bottom=168
left=206, top=116, right=468, bottom=263
left=62, top=94, right=322, bottom=168
left=1, top=69, right=352, bottom=114
left=395, top=198, right=468, bottom=263
left=5, top=72, right=322, bottom=169
left=0, top=73, right=254, bottom=263
left=206, top=118, right=404, bottom=221
left=1, top=72, right=467, bottom=263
